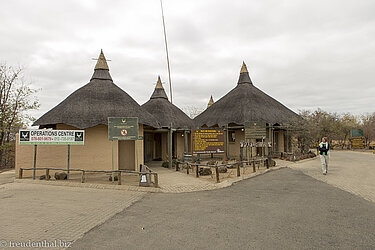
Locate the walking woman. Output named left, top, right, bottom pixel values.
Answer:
left=319, top=137, right=330, bottom=175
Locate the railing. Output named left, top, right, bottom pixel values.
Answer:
left=19, top=165, right=158, bottom=188
left=176, top=159, right=269, bottom=183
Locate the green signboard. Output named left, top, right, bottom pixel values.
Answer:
left=19, top=129, right=85, bottom=145
left=351, top=129, right=364, bottom=138
left=108, top=117, right=139, bottom=140
left=244, top=121, right=267, bottom=139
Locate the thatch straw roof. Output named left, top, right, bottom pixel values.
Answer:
left=194, top=62, right=299, bottom=127
left=142, top=76, right=194, bottom=129
left=33, top=50, right=160, bottom=129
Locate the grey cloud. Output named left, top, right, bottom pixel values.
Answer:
left=1, top=0, right=374, bottom=121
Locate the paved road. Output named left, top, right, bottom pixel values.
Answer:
left=289, top=150, right=375, bottom=202
left=71, top=168, right=375, bottom=250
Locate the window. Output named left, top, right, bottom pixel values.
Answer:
left=229, top=131, right=235, bottom=143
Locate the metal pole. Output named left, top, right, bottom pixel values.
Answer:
left=111, top=140, right=114, bottom=183
left=160, top=0, right=173, bottom=104
left=33, top=145, right=37, bottom=180
left=67, top=144, right=70, bottom=179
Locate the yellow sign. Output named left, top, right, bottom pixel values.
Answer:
left=192, top=129, right=224, bottom=154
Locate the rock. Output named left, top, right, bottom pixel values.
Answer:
left=218, top=166, right=228, bottom=173
left=199, top=167, right=212, bottom=176
left=109, top=175, right=118, bottom=181
left=55, top=172, right=67, bottom=180
left=207, top=160, right=216, bottom=166
left=39, top=175, right=51, bottom=180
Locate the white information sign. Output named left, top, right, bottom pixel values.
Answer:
left=19, top=129, right=85, bottom=145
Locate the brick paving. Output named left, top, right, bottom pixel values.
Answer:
left=0, top=164, right=282, bottom=249
left=289, top=150, right=375, bottom=203
left=0, top=182, right=145, bottom=249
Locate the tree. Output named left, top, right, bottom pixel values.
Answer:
left=0, top=63, right=39, bottom=168
left=291, top=109, right=362, bottom=152
left=360, top=113, right=375, bottom=146
left=182, top=106, right=203, bottom=119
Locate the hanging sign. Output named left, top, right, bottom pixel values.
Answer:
left=108, top=117, right=139, bottom=140
left=245, top=121, right=267, bottom=139
left=240, top=141, right=271, bottom=148
left=19, top=129, right=84, bottom=145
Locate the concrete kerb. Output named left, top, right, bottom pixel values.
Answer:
left=14, top=166, right=288, bottom=194
left=14, top=179, right=162, bottom=193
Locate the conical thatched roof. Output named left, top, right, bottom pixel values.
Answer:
left=142, top=76, right=194, bottom=129
left=33, top=50, right=160, bottom=129
left=194, top=62, right=299, bottom=127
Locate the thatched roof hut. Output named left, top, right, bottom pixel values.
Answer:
left=194, top=62, right=299, bottom=127
left=33, top=50, right=160, bottom=129
left=142, top=76, right=194, bottom=129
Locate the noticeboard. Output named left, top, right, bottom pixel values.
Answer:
left=192, top=129, right=224, bottom=154
left=244, top=121, right=267, bottom=139
left=19, top=129, right=84, bottom=145
left=351, top=129, right=364, bottom=138
left=108, top=117, right=139, bottom=140
left=351, top=137, right=365, bottom=149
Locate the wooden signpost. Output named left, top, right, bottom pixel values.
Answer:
left=350, top=129, right=365, bottom=149
left=19, top=129, right=85, bottom=180
left=192, top=129, right=225, bottom=154
left=244, top=121, right=268, bottom=169
left=192, top=129, right=225, bottom=177
left=108, top=117, right=139, bottom=183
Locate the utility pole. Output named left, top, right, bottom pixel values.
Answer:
left=160, top=0, right=173, bottom=104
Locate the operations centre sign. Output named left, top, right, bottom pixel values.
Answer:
left=108, top=117, right=139, bottom=140
left=19, top=129, right=85, bottom=145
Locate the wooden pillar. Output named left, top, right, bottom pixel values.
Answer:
left=184, top=130, right=188, bottom=156
left=33, top=145, right=37, bottom=180
left=117, top=172, right=122, bottom=185
left=215, top=166, right=220, bottom=183
left=46, top=169, right=50, bottom=180
left=168, top=124, right=173, bottom=169
left=19, top=168, right=23, bottom=179
left=225, top=125, right=229, bottom=160
left=154, top=173, right=159, bottom=187
left=81, top=170, right=85, bottom=183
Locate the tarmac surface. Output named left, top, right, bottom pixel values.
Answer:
left=289, top=150, right=375, bottom=202
left=71, top=168, right=375, bottom=250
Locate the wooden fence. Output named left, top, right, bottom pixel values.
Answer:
left=19, top=165, right=158, bottom=187
left=177, top=159, right=268, bottom=183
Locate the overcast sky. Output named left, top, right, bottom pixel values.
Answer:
left=1, top=0, right=374, bottom=120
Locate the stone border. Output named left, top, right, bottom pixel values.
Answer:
left=14, top=179, right=162, bottom=193
left=14, top=166, right=287, bottom=194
